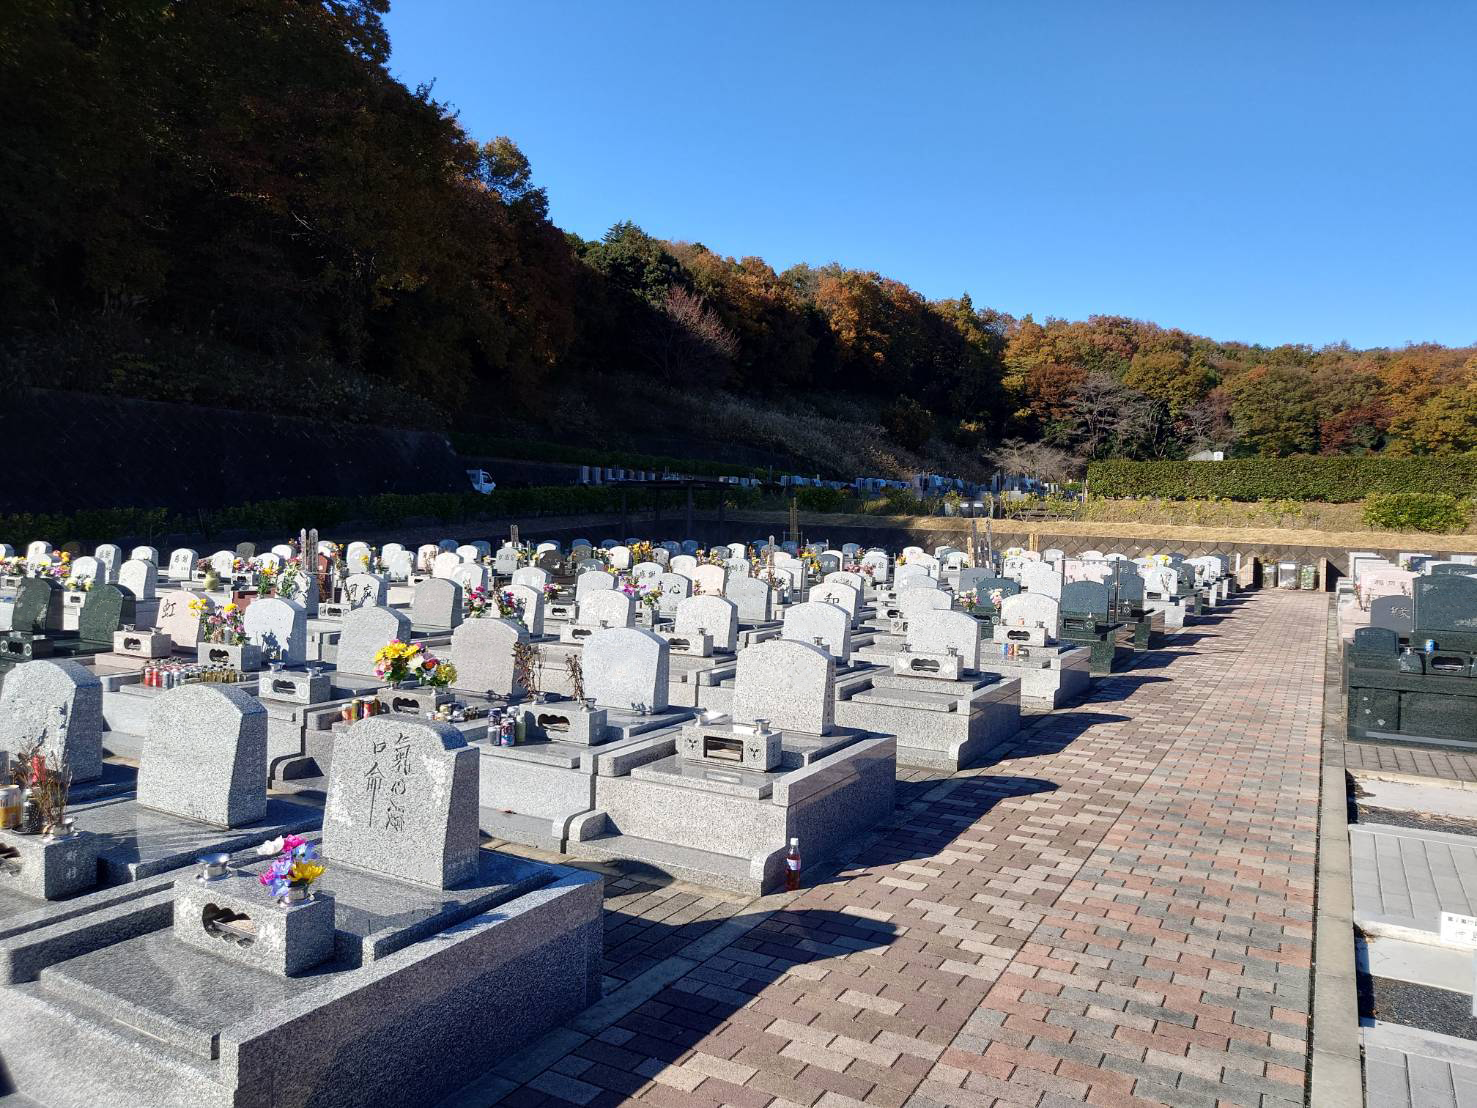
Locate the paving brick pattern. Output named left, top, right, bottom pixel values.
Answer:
left=1344, top=740, right=1477, bottom=784
left=482, top=591, right=1326, bottom=1107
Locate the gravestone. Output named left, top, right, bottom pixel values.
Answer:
left=1432, top=563, right=1477, bottom=577
left=11, top=578, right=55, bottom=633
left=1019, top=562, right=1063, bottom=600
left=725, top=575, right=774, bottom=623
left=411, top=577, right=463, bottom=631
left=583, top=627, right=669, bottom=712
left=670, top=555, right=698, bottom=577
left=894, top=564, right=934, bottom=589
left=908, top=608, right=982, bottom=670
left=0, top=658, right=104, bottom=782
left=322, top=716, right=480, bottom=888
left=78, top=584, right=135, bottom=647
left=242, top=597, right=307, bottom=666
left=384, top=550, right=413, bottom=581
left=450, top=563, right=489, bottom=594
left=1414, top=575, right=1477, bottom=637
left=167, top=548, right=198, bottom=579
left=674, top=595, right=739, bottom=652
left=118, top=558, right=157, bottom=602
left=655, top=572, right=692, bottom=616
left=129, top=545, right=159, bottom=564
left=93, top=544, right=121, bottom=583
left=209, top=550, right=236, bottom=578
left=155, top=591, right=205, bottom=650
left=503, top=582, right=546, bottom=636
left=692, top=564, right=727, bottom=596
left=70, top=556, right=100, bottom=585
left=343, top=573, right=388, bottom=609
left=732, top=638, right=834, bottom=735
left=782, top=601, right=852, bottom=665
left=575, top=572, right=616, bottom=602
left=897, top=588, right=951, bottom=624
left=449, top=617, right=528, bottom=697
left=811, top=580, right=860, bottom=623
left=432, top=551, right=463, bottom=580
left=1369, top=595, right=1414, bottom=636
left=337, top=605, right=412, bottom=676
left=1000, top=592, right=1061, bottom=638
left=235, top=542, right=256, bottom=559
left=493, top=545, right=519, bottom=576
left=1061, top=580, right=1112, bottom=621
left=511, top=566, right=551, bottom=590
left=137, top=684, right=267, bottom=827
left=958, top=568, right=997, bottom=595
left=861, top=551, right=889, bottom=583
left=630, top=561, right=661, bottom=585
left=456, top=544, right=479, bottom=564
left=607, top=546, right=632, bottom=570
left=580, top=589, right=635, bottom=629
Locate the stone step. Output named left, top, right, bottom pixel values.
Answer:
left=570, top=830, right=755, bottom=892
left=37, top=958, right=221, bottom=1061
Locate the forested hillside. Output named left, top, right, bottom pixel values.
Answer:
left=4, top=1, right=1474, bottom=478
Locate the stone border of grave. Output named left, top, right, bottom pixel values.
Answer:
left=1308, top=595, right=1363, bottom=1106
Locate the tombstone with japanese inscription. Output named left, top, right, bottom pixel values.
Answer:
left=323, top=716, right=480, bottom=888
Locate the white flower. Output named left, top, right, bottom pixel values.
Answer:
left=255, top=836, right=284, bottom=857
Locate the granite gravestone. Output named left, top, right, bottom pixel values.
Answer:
left=725, top=575, right=775, bottom=623
left=674, top=595, right=739, bottom=652
left=155, top=591, right=204, bottom=650
left=130, top=545, right=159, bottom=564
left=411, top=577, right=463, bottom=631
left=732, top=638, right=835, bottom=735
left=580, top=589, right=635, bottom=630
left=1369, top=595, right=1414, bottom=636
left=242, top=597, right=307, bottom=666
left=691, top=564, right=727, bottom=597
left=0, top=658, right=104, bottom=782
left=894, top=564, right=935, bottom=589
left=167, top=548, right=198, bottom=579
left=117, top=558, right=157, bottom=601
left=511, top=566, right=551, bottom=590
left=450, top=563, right=489, bottom=594
left=432, top=551, right=463, bottom=580
left=449, top=617, right=528, bottom=697
left=655, top=572, right=692, bottom=616
left=343, top=572, right=388, bottom=609
left=670, top=555, right=698, bottom=578
left=322, top=716, right=480, bottom=889
left=1061, top=580, right=1113, bottom=622
left=78, top=584, right=135, bottom=647
left=575, top=572, right=616, bottom=602
left=502, top=582, right=546, bottom=637
left=811, top=580, right=861, bottom=623
left=1413, top=575, right=1477, bottom=636
left=337, top=605, right=412, bottom=676
left=1019, top=562, right=1064, bottom=600
left=1000, top=592, right=1061, bottom=638
left=11, top=579, right=54, bottom=633
left=384, top=550, right=414, bottom=581
left=782, top=601, right=853, bottom=665
left=137, top=684, right=267, bottom=827
left=1432, top=563, right=1477, bottom=578
left=69, top=556, right=100, bottom=586
left=583, top=627, right=669, bottom=713
left=93, top=544, right=121, bottom=583
left=908, top=608, right=982, bottom=670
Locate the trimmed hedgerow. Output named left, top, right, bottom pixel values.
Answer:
left=1362, top=493, right=1474, bottom=534
left=1088, top=455, right=1477, bottom=502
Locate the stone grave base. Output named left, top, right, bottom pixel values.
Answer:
left=1144, top=597, right=1187, bottom=631
left=565, top=731, right=895, bottom=894
left=0, top=849, right=602, bottom=1108
left=834, top=672, right=1022, bottom=771
left=977, top=645, right=1093, bottom=710
left=1348, top=664, right=1477, bottom=750
left=1117, top=609, right=1167, bottom=650
left=1058, top=628, right=1126, bottom=675
left=665, top=654, right=738, bottom=708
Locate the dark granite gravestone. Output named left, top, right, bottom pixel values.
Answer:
left=1369, top=595, right=1415, bottom=636
left=235, top=541, right=256, bottom=559
left=10, top=579, right=55, bottom=633
left=1351, top=625, right=1400, bottom=658
left=1433, top=563, right=1477, bottom=576
left=77, top=583, right=136, bottom=648
left=1058, top=580, right=1124, bottom=674
left=969, top=576, right=1021, bottom=601
left=1413, top=575, right=1477, bottom=648
left=817, top=553, right=841, bottom=575
left=535, top=550, right=561, bottom=575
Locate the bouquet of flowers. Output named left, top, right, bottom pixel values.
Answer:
left=257, top=557, right=301, bottom=599
left=542, top=582, right=559, bottom=602
left=422, top=654, right=457, bottom=688
left=192, top=597, right=245, bottom=644
left=373, top=639, right=428, bottom=684
left=465, top=585, right=497, bottom=618
left=496, top=589, right=523, bottom=620
left=957, top=588, right=980, bottom=612
left=256, top=834, right=325, bottom=903
left=62, top=575, right=90, bottom=592
left=629, top=540, right=654, bottom=565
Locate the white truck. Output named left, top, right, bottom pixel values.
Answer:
left=466, top=468, right=497, bottom=494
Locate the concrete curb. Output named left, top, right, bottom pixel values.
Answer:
left=1310, top=597, right=1364, bottom=1106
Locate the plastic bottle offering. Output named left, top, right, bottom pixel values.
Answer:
left=785, top=837, right=802, bottom=891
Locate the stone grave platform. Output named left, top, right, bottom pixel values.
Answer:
left=834, top=669, right=1021, bottom=771
left=976, top=642, right=1094, bottom=709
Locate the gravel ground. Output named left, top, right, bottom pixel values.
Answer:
left=1350, top=802, right=1477, bottom=837
left=1363, top=974, right=1477, bottom=1041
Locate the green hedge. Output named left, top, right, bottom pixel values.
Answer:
left=1088, top=455, right=1477, bottom=502
left=450, top=434, right=770, bottom=480
left=1363, top=493, right=1474, bottom=534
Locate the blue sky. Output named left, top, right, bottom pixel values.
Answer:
left=385, top=1, right=1476, bottom=350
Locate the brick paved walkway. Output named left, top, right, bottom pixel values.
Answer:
left=473, top=591, right=1327, bottom=1108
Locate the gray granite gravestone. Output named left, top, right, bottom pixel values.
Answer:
left=10, top=579, right=54, bottom=633
left=154, top=591, right=203, bottom=649
left=725, top=574, right=775, bottom=623
left=732, top=638, right=835, bottom=735
left=449, top=617, right=528, bottom=696
left=1061, top=580, right=1112, bottom=620
left=502, top=582, right=545, bottom=637
left=907, top=608, right=982, bottom=671
left=1432, top=563, right=1477, bottom=577
left=242, top=596, right=307, bottom=665
left=575, top=571, right=616, bottom=602
left=322, top=716, right=480, bottom=888
left=343, top=572, right=389, bottom=609
left=781, top=601, right=853, bottom=665
left=674, top=594, right=739, bottom=652
left=579, top=589, right=635, bottom=629
left=655, top=572, right=692, bottom=616
left=137, top=684, right=267, bottom=827
left=93, top=543, right=122, bottom=582
left=337, top=604, right=412, bottom=676
left=583, top=626, right=669, bottom=712
left=0, top=658, right=103, bottom=782
left=411, top=577, right=463, bottom=631
left=1370, top=595, right=1415, bottom=636
left=117, top=558, right=157, bottom=602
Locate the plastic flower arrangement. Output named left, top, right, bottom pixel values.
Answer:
left=541, top=582, right=559, bottom=602
left=256, top=834, right=325, bottom=903
left=422, top=655, right=457, bottom=688
left=192, top=597, right=245, bottom=644
left=465, top=585, right=496, bottom=618
left=989, top=587, right=1004, bottom=610
left=374, top=639, right=426, bottom=684
left=495, top=589, right=522, bottom=620
left=957, top=589, right=980, bottom=612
